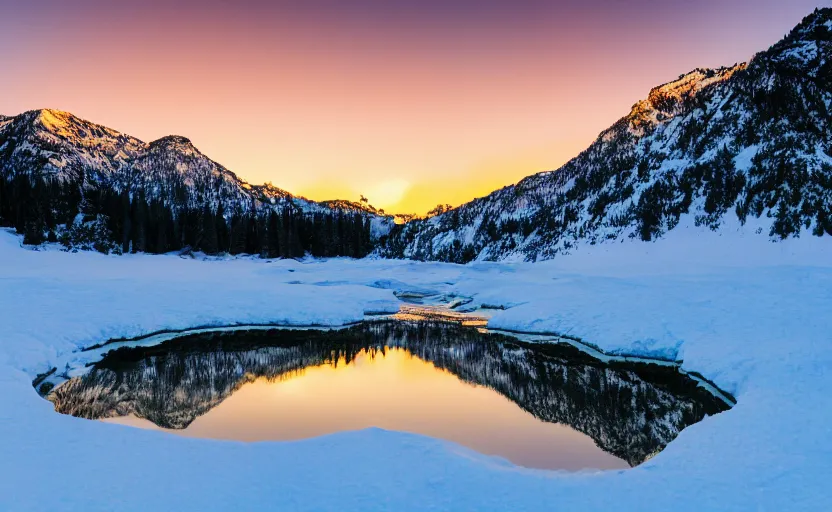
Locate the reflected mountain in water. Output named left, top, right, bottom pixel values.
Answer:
left=48, top=322, right=729, bottom=466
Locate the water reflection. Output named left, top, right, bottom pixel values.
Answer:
left=47, top=322, right=729, bottom=470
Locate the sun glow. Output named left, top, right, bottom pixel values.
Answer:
left=365, top=179, right=410, bottom=211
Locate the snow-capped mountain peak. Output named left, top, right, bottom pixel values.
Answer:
left=35, top=108, right=75, bottom=132
left=0, top=108, right=393, bottom=255
left=379, top=8, right=832, bottom=262
left=628, top=65, right=747, bottom=132
left=148, top=135, right=194, bottom=149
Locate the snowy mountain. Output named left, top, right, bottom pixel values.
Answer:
left=0, top=108, right=367, bottom=213
left=380, top=9, right=832, bottom=262
left=3, top=9, right=830, bottom=262
left=46, top=322, right=727, bottom=466
left=0, top=109, right=392, bottom=255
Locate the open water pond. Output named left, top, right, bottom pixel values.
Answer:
left=43, top=321, right=730, bottom=470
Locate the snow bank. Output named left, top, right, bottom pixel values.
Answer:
left=0, top=228, right=830, bottom=510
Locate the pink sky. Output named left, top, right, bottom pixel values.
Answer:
left=0, top=0, right=826, bottom=213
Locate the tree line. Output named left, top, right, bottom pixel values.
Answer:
left=0, top=173, right=374, bottom=258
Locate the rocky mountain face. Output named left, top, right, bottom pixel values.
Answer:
left=0, top=109, right=392, bottom=256
left=46, top=322, right=728, bottom=466
left=379, top=9, right=832, bottom=262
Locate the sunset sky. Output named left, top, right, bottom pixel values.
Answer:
left=1, top=0, right=827, bottom=214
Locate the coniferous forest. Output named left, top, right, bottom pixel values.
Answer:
left=0, top=173, right=374, bottom=258
left=0, top=108, right=379, bottom=259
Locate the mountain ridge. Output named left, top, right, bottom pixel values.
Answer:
left=0, top=108, right=392, bottom=256
left=377, top=8, right=832, bottom=262
left=2, top=107, right=391, bottom=216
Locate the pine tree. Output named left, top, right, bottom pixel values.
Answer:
left=153, top=201, right=170, bottom=253
left=245, top=214, right=258, bottom=255
left=257, top=214, right=270, bottom=258
left=215, top=203, right=229, bottom=253
left=200, top=204, right=219, bottom=254
left=131, top=192, right=148, bottom=253
left=22, top=178, right=46, bottom=246
left=226, top=214, right=239, bottom=254
left=120, top=190, right=131, bottom=254
left=0, top=177, right=7, bottom=227
left=22, top=216, right=45, bottom=245
left=267, top=211, right=281, bottom=258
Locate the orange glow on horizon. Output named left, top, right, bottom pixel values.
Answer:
left=295, top=141, right=584, bottom=214
left=0, top=1, right=820, bottom=215
left=103, top=348, right=629, bottom=470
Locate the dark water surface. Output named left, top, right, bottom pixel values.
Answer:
left=46, top=322, right=729, bottom=470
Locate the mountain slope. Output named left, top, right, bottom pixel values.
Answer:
left=0, top=108, right=382, bottom=214
left=380, top=9, right=832, bottom=262
left=0, top=109, right=392, bottom=255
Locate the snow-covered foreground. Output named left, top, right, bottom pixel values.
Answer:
left=0, top=227, right=830, bottom=511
